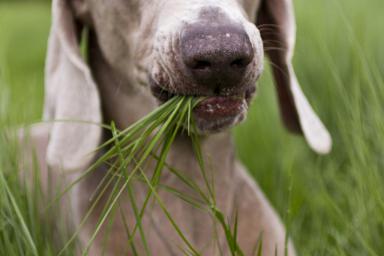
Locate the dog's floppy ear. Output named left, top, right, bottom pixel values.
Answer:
left=256, top=0, right=332, bottom=154
left=44, top=0, right=102, bottom=172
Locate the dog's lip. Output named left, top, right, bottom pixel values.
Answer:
left=192, top=96, right=247, bottom=132
left=194, top=96, right=246, bottom=119
left=150, top=80, right=255, bottom=104
left=149, top=79, right=255, bottom=131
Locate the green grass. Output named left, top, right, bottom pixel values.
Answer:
left=48, top=96, right=246, bottom=255
left=1, top=1, right=384, bottom=255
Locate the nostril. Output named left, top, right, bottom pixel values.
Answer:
left=214, top=86, right=221, bottom=95
left=230, top=57, right=251, bottom=69
left=192, top=60, right=212, bottom=70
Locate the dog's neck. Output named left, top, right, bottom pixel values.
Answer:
left=88, top=33, right=237, bottom=188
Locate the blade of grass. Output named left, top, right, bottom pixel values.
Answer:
left=111, top=122, right=151, bottom=256
left=0, top=171, right=38, bottom=256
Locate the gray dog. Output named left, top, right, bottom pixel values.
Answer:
left=20, top=0, right=332, bottom=255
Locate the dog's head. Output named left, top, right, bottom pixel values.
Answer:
left=44, top=0, right=332, bottom=172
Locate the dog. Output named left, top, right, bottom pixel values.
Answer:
left=19, top=0, right=332, bottom=255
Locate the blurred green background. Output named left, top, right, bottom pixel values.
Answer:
left=1, top=0, right=383, bottom=255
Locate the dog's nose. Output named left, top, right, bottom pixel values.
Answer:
left=181, top=24, right=254, bottom=91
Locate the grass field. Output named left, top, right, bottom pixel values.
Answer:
left=1, top=1, right=384, bottom=255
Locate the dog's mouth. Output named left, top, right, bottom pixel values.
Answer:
left=193, top=96, right=248, bottom=133
left=150, top=81, right=256, bottom=133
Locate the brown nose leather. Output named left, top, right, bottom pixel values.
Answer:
left=181, top=23, right=254, bottom=92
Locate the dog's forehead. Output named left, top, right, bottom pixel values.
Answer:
left=87, top=0, right=259, bottom=31
left=88, top=0, right=259, bottom=17
left=138, top=0, right=258, bottom=37
left=156, top=0, right=246, bottom=20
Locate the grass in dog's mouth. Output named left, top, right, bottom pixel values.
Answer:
left=51, top=96, right=245, bottom=255
left=150, top=82, right=255, bottom=105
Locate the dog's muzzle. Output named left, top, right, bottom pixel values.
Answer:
left=150, top=10, right=260, bottom=133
